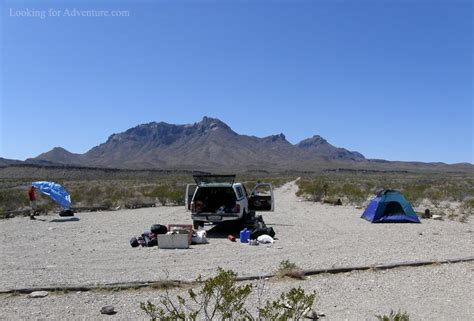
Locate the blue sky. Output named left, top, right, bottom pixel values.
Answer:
left=1, top=0, right=472, bottom=163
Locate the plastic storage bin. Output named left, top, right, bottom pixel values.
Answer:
left=157, top=234, right=189, bottom=249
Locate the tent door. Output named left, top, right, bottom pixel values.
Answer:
left=383, top=201, right=405, bottom=216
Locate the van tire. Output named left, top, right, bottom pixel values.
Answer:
left=193, top=220, right=204, bottom=230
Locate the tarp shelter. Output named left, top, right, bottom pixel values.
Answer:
left=361, top=189, right=420, bottom=223
left=32, top=181, right=72, bottom=209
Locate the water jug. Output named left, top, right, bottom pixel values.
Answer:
left=240, top=228, right=250, bottom=243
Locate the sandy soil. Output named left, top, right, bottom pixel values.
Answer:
left=1, top=180, right=473, bottom=320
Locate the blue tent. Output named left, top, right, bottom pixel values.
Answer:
left=32, top=181, right=71, bottom=210
left=361, top=189, right=420, bottom=223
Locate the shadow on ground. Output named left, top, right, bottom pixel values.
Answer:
left=50, top=217, right=80, bottom=223
left=205, top=222, right=247, bottom=239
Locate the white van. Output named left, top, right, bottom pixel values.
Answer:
left=185, top=175, right=274, bottom=229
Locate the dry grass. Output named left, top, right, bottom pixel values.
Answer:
left=0, top=175, right=293, bottom=217
left=275, top=260, right=306, bottom=280
left=296, top=172, right=474, bottom=220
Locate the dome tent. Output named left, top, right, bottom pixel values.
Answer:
left=361, top=189, right=420, bottom=223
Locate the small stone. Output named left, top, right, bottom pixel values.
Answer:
left=28, top=291, right=48, bottom=298
left=100, top=305, right=117, bottom=315
left=304, top=309, right=319, bottom=319
left=432, top=215, right=443, bottom=221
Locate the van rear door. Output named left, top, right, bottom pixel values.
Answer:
left=193, top=175, right=235, bottom=186
left=249, top=183, right=274, bottom=211
left=185, top=184, right=197, bottom=211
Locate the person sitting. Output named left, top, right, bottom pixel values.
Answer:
left=28, top=186, right=38, bottom=220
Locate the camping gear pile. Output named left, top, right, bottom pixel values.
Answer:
left=235, top=215, right=276, bottom=245
left=249, top=215, right=276, bottom=239
left=130, top=224, right=168, bottom=247
left=130, top=224, right=207, bottom=248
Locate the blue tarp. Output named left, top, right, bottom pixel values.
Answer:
left=361, top=189, right=420, bottom=223
left=32, top=181, right=71, bottom=209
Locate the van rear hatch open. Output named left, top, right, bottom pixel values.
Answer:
left=193, top=175, right=236, bottom=186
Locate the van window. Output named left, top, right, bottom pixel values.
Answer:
left=236, top=186, right=243, bottom=199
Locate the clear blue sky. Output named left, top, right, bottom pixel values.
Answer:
left=1, top=0, right=472, bottom=163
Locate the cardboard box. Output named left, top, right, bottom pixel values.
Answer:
left=157, top=234, right=189, bottom=249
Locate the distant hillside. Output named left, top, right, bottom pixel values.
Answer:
left=0, top=157, right=22, bottom=167
left=34, top=147, right=82, bottom=164
left=25, top=116, right=473, bottom=173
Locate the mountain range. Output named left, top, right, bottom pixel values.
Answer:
left=1, top=117, right=471, bottom=173
left=28, top=117, right=364, bottom=170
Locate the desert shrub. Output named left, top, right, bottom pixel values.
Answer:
left=146, top=185, right=184, bottom=206
left=141, top=268, right=253, bottom=320
left=140, top=268, right=316, bottom=320
left=462, top=198, right=474, bottom=209
left=38, top=199, right=59, bottom=213
left=340, top=183, right=367, bottom=203
left=240, top=176, right=293, bottom=191
left=259, top=286, right=316, bottom=320
left=400, top=185, right=427, bottom=205
left=99, top=198, right=115, bottom=209
left=276, top=259, right=305, bottom=280
left=376, top=310, right=410, bottom=321
left=0, top=188, right=29, bottom=212
left=167, top=189, right=184, bottom=205
left=297, top=172, right=473, bottom=211
left=296, top=179, right=325, bottom=202
left=297, top=178, right=368, bottom=204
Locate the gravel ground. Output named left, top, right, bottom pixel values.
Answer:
left=1, top=262, right=472, bottom=320
left=1, top=180, right=473, bottom=320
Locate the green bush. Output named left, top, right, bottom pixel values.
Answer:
left=296, top=173, right=474, bottom=213
left=259, top=287, right=316, bottom=320
left=140, top=268, right=316, bottom=320
left=462, top=199, right=474, bottom=209
left=0, top=188, right=29, bottom=212
left=376, top=310, right=410, bottom=321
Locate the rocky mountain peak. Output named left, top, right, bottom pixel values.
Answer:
left=50, top=147, right=71, bottom=153
left=195, top=116, right=232, bottom=132
left=263, top=133, right=289, bottom=143
left=297, top=135, right=329, bottom=148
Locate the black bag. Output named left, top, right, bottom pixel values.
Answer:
left=144, top=235, right=158, bottom=247
left=130, top=237, right=139, bottom=248
left=151, top=224, right=168, bottom=235
left=250, top=227, right=275, bottom=239
left=59, top=209, right=74, bottom=217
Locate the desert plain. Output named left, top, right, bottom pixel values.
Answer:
left=1, top=181, right=473, bottom=320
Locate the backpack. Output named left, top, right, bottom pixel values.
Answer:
left=151, top=224, right=168, bottom=235
left=59, top=209, right=74, bottom=217
left=130, top=237, right=139, bottom=248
